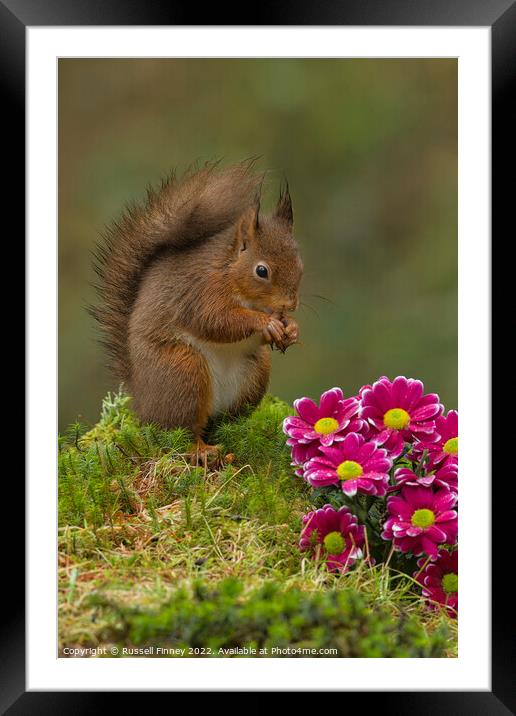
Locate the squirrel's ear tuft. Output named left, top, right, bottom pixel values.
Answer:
left=274, top=180, right=293, bottom=227
left=235, top=202, right=259, bottom=252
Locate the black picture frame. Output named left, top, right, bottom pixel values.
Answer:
left=6, top=0, right=510, bottom=710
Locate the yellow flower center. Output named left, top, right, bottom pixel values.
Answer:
left=336, top=460, right=363, bottom=481
left=411, top=508, right=436, bottom=529
left=313, top=417, right=339, bottom=435
left=441, top=573, right=458, bottom=594
left=383, top=408, right=411, bottom=430
left=323, top=531, right=346, bottom=554
left=443, top=437, right=458, bottom=455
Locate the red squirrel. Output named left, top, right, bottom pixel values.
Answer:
left=92, top=161, right=303, bottom=451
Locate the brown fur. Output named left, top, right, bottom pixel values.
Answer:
left=92, top=161, right=303, bottom=435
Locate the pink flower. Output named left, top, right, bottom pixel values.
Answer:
left=290, top=442, right=322, bottom=478
left=414, top=548, right=458, bottom=617
left=283, top=388, right=367, bottom=451
left=412, top=410, right=458, bottom=469
left=300, top=504, right=365, bottom=573
left=360, top=376, right=443, bottom=458
left=382, top=485, right=458, bottom=558
left=394, top=462, right=458, bottom=493
left=304, top=432, right=392, bottom=497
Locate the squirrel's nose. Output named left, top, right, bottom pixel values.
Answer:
left=284, top=298, right=298, bottom=312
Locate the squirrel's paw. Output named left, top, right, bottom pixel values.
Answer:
left=281, top=316, right=299, bottom=349
left=261, top=315, right=287, bottom=351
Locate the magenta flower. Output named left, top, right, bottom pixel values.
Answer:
left=382, top=485, right=458, bottom=558
left=394, top=462, right=458, bottom=493
left=414, top=548, right=458, bottom=617
left=290, top=441, right=322, bottom=478
left=412, top=410, right=458, bottom=469
left=360, top=376, right=443, bottom=458
left=357, top=381, right=373, bottom=399
left=304, top=432, right=392, bottom=497
left=300, top=504, right=365, bottom=573
left=283, top=388, right=367, bottom=452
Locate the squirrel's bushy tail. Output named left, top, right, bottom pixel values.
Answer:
left=91, top=160, right=263, bottom=381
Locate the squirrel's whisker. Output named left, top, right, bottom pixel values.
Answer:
left=299, top=301, right=320, bottom=318
left=302, top=292, right=339, bottom=308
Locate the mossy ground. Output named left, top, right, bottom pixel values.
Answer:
left=58, top=391, right=457, bottom=657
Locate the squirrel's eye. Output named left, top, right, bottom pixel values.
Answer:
left=255, top=264, right=269, bottom=280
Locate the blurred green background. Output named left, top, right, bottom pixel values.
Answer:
left=58, top=59, right=457, bottom=432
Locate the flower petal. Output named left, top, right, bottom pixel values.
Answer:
left=426, top=525, right=448, bottom=543
left=405, top=379, right=424, bottom=409
left=294, top=397, right=320, bottom=424
left=372, top=380, right=394, bottom=412
left=387, top=496, right=412, bottom=519
left=341, top=480, right=357, bottom=497
left=411, top=404, right=442, bottom=422
left=421, top=536, right=439, bottom=558
left=318, top=387, right=344, bottom=416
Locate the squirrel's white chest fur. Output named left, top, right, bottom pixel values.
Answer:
left=182, top=332, right=263, bottom=415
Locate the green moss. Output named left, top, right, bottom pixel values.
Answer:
left=94, top=578, right=450, bottom=658
left=59, top=391, right=305, bottom=531
left=59, top=390, right=195, bottom=529
left=212, top=395, right=293, bottom=472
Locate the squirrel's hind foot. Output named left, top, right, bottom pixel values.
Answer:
left=189, top=438, right=225, bottom=470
